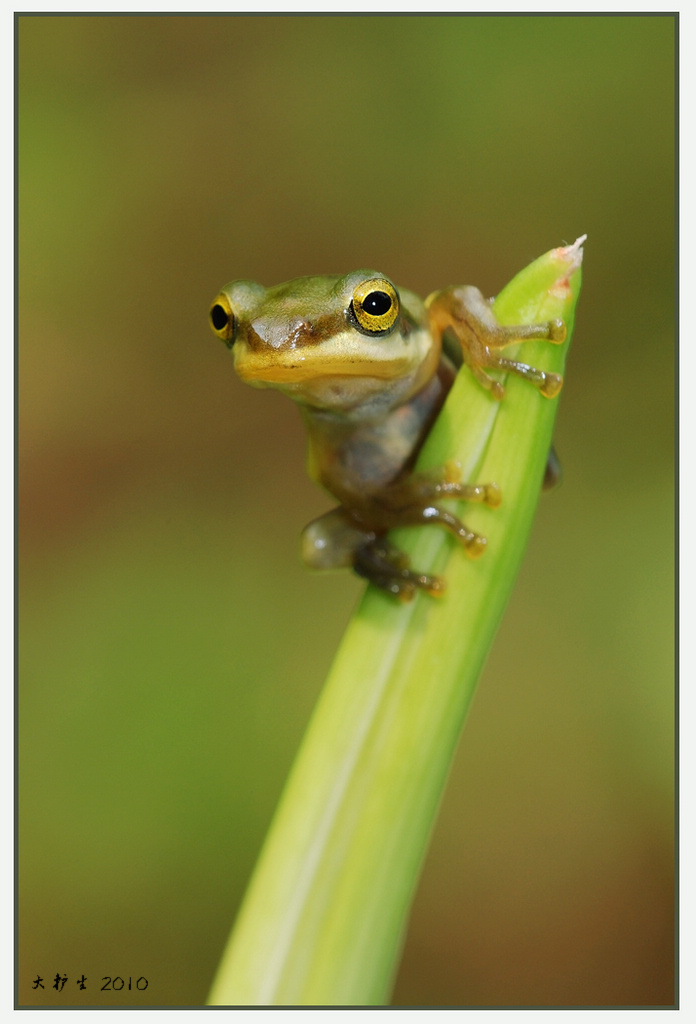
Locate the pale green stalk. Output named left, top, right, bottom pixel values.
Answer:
left=208, top=239, right=584, bottom=1006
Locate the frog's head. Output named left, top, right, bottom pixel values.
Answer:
left=209, top=270, right=437, bottom=412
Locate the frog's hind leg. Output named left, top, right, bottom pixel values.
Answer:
left=301, top=507, right=374, bottom=572
left=302, top=508, right=445, bottom=600
left=353, top=537, right=446, bottom=601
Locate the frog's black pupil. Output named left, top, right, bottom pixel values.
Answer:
left=363, top=291, right=392, bottom=316
left=211, top=304, right=229, bottom=331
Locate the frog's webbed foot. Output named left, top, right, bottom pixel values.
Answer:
left=353, top=537, right=446, bottom=601
left=352, top=466, right=497, bottom=600
left=426, top=285, right=565, bottom=400
left=348, top=462, right=500, bottom=599
left=370, top=461, right=499, bottom=558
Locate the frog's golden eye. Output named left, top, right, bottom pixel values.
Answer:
left=209, top=294, right=236, bottom=347
left=350, top=278, right=400, bottom=334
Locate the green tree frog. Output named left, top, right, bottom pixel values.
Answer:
left=209, top=271, right=565, bottom=600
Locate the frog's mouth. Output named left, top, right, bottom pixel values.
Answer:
left=234, top=329, right=432, bottom=385
left=236, top=353, right=414, bottom=385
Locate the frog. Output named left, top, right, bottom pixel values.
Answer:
left=209, top=270, right=565, bottom=600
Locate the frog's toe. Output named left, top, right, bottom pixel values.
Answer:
left=392, top=571, right=446, bottom=601
left=483, top=482, right=502, bottom=508
left=420, top=573, right=447, bottom=597
left=463, top=533, right=487, bottom=558
left=548, top=318, right=566, bottom=343
left=539, top=372, right=563, bottom=398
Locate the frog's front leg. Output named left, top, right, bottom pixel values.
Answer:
left=426, top=285, right=566, bottom=400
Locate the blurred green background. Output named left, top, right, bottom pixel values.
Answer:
left=18, top=14, right=674, bottom=1008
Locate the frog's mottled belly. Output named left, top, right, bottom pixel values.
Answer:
left=303, top=359, right=455, bottom=509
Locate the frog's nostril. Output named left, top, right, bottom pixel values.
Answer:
left=211, top=304, right=229, bottom=331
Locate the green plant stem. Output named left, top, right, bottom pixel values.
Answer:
left=208, top=239, right=584, bottom=1006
